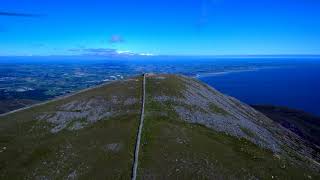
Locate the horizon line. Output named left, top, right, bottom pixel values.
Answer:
left=1, top=54, right=320, bottom=58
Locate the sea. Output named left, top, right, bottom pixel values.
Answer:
left=198, top=59, right=320, bottom=116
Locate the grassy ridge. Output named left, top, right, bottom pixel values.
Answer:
left=0, top=77, right=142, bottom=179
left=138, top=74, right=319, bottom=179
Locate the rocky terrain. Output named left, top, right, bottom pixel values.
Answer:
left=154, top=76, right=279, bottom=152
left=37, top=96, right=138, bottom=133
left=0, top=74, right=319, bottom=179
left=148, top=75, right=320, bottom=162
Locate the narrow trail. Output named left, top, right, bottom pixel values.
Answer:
left=131, top=74, right=146, bottom=180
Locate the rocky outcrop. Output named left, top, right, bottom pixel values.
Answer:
left=149, top=75, right=320, bottom=167
left=152, top=76, right=279, bottom=152
left=38, top=96, right=138, bottom=133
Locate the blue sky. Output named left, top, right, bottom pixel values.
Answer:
left=0, top=0, right=320, bottom=56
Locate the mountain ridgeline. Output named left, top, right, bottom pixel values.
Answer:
left=0, top=74, right=319, bottom=179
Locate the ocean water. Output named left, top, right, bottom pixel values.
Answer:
left=199, top=61, right=320, bottom=116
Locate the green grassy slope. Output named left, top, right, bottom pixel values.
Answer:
left=0, top=74, right=319, bottom=179
left=138, top=74, right=319, bottom=179
left=0, top=77, right=142, bottom=179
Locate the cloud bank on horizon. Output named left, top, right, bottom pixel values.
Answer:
left=69, top=47, right=154, bottom=57
left=0, top=0, right=320, bottom=56
left=0, top=11, right=42, bottom=17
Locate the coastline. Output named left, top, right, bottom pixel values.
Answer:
left=195, top=65, right=287, bottom=79
left=195, top=68, right=259, bottom=78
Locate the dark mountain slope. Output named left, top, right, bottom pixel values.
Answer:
left=253, top=105, right=320, bottom=147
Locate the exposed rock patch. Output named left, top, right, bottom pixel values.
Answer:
left=67, top=170, right=77, bottom=180
left=153, top=77, right=280, bottom=152
left=155, top=76, right=166, bottom=80
left=124, top=98, right=138, bottom=106
left=38, top=96, right=138, bottom=133
left=104, top=143, right=122, bottom=153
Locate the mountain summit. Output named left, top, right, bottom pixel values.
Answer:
left=0, top=74, right=319, bottom=179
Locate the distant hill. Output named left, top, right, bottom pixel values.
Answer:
left=252, top=105, right=320, bottom=147
left=0, top=74, right=319, bottom=179
left=0, top=89, right=53, bottom=114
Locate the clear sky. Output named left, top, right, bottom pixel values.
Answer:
left=0, top=0, right=320, bottom=56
